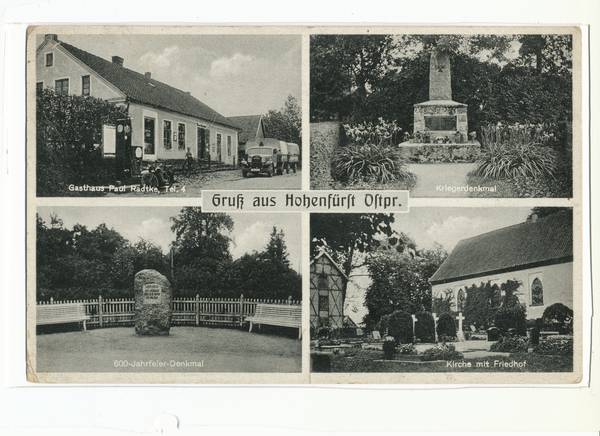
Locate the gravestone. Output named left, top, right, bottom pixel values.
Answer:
left=456, top=312, right=466, bottom=342
left=372, top=331, right=381, bottom=341
left=134, top=269, right=172, bottom=335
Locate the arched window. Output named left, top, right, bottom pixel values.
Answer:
left=457, top=289, right=466, bottom=312
left=531, top=277, right=543, bottom=306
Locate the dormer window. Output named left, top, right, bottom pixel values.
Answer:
left=46, top=53, right=53, bottom=67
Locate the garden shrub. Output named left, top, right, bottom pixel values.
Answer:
left=375, top=314, right=392, bottom=336
left=332, top=143, right=412, bottom=184
left=310, top=122, right=344, bottom=190
left=386, top=311, right=414, bottom=344
left=532, top=335, right=573, bottom=356
left=414, top=311, right=436, bottom=343
left=473, top=122, right=558, bottom=180
left=436, top=313, right=457, bottom=340
left=397, top=343, right=418, bottom=355
left=382, top=340, right=396, bottom=360
left=36, top=88, right=128, bottom=196
left=489, top=335, right=530, bottom=353
left=494, top=306, right=527, bottom=336
left=542, top=303, right=574, bottom=334
left=421, top=343, right=463, bottom=361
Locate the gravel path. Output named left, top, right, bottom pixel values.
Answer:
left=408, top=163, right=477, bottom=198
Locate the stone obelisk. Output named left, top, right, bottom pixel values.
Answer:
left=429, top=49, right=452, bottom=101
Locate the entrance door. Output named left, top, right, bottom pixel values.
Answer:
left=197, top=127, right=206, bottom=159
left=144, top=117, right=155, bottom=156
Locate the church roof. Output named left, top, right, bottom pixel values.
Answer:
left=227, top=115, right=264, bottom=142
left=51, top=39, right=239, bottom=130
left=430, top=211, right=573, bottom=285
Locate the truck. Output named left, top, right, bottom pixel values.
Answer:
left=241, top=138, right=300, bottom=177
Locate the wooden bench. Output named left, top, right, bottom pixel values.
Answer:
left=245, top=304, right=302, bottom=339
left=37, top=303, right=90, bottom=331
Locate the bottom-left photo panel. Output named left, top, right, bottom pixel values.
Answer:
left=28, top=206, right=305, bottom=384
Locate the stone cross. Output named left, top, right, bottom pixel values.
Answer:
left=456, top=312, right=465, bottom=342
left=432, top=312, right=439, bottom=343
left=411, top=314, right=417, bottom=339
left=134, top=269, right=172, bottom=335
left=429, top=49, right=452, bottom=101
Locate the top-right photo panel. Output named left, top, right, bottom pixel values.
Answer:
left=310, top=31, right=580, bottom=198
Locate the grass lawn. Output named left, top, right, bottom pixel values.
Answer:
left=325, top=349, right=572, bottom=373
left=36, top=326, right=301, bottom=373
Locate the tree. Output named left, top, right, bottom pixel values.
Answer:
left=263, top=95, right=301, bottom=146
left=310, top=213, right=395, bottom=306
left=170, top=208, right=234, bottom=297
left=36, top=88, right=128, bottom=196
left=362, top=242, right=447, bottom=330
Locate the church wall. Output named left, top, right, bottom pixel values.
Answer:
left=431, top=262, right=573, bottom=320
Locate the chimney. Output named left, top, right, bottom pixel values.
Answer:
left=112, top=56, right=124, bottom=67
left=145, top=72, right=151, bottom=78
left=45, top=34, right=58, bottom=43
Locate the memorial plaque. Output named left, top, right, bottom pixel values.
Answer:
left=143, top=283, right=162, bottom=304
left=425, top=116, right=456, bottom=131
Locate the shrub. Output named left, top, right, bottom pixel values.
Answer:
left=473, top=122, right=558, bottom=180
left=375, top=314, right=392, bottom=336
left=542, top=303, right=574, bottom=334
left=421, top=343, right=463, bottom=361
left=494, top=305, right=527, bottom=336
left=397, top=343, right=418, bottom=355
left=310, top=122, right=344, bottom=189
left=387, top=311, right=414, bottom=344
left=332, top=143, right=412, bottom=184
left=489, top=335, right=530, bottom=353
left=436, top=313, right=457, bottom=340
left=533, top=335, right=573, bottom=356
left=414, top=311, right=436, bottom=343
left=382, top=340, right=396, bottom=360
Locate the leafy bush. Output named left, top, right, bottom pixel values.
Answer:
left=414, top=311, right=436, bottom=343
left=421, top=343, right=463, bottom=361
left=382, top=340, right=396, bottom=360
left=397, top=343, right=418, bottom=355
left=36, top=88, right=128, bottom=196
left=533, top=335, right=573, bottom=356
left=332, top=143, right=412, bottom=184
left=489, top=335, right=530, bottom=353
left=387, top=311, right=414, bottom=344
left=542, top=303, right=574, bottom=334
left=436, top=313, right=457, bottom=340
left=495, top=305, right=527, bottom=336
left=344, top=119, right=402, bottom=147
left=473, top=122, right=558, bottom=180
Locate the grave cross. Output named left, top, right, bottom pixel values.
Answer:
left=456, top=312, right=465, bottom=342
left=432, top=312, right=439, bottom=343
left=411, top=314, right=418, bottom=341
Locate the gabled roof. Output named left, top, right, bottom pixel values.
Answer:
left=310, top=250, right=350, bottom=281
left=46, top=39, right=238, bottom=130
left=227, top=115, right=264, bottom=142
left=430, top=211, right=573, bottom=285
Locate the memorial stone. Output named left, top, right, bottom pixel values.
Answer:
left=134, top=269, right=172, bottom=335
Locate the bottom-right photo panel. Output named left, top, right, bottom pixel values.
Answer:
left=309, top=207, right=580, bottom=384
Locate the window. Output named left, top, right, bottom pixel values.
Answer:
left=531, top=277, right=544, bottom=306
left=144, top=117, right=155, bottom=154
left=317, top=274, right=327, bottom=289
left=82, top=75, right=90, bottom=96
left=178, top=123, right=186, bottom=149
left=163, top=120, right=172, bottom=149
left=319, top=295, right=329, bottom=312
left=36, top=82, right=43, bottom=93
left=457, top=289, right=466, bottom=312
left=55, top=78, right=69, bottom=95
left=227, top=135, right=232, bottom=156
left=216, top=133, right=222, bottom=158
left=46, top=53, right=53, bottom=67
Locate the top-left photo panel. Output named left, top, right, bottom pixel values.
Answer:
left=29, top=29, right=302, bottom=197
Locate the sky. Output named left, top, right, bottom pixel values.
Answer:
left=37, top=33, right=301, bottom=117
left=37, top=207, right=302, bottom=273
left=343, top=207, right=535, bottom=324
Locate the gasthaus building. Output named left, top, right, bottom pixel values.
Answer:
left=429, top=210, right=573, bottom=321
left=36, top=34, right=240, bottom=164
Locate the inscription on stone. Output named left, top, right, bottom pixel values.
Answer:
left=425, top=116, right=456, bottom=131
left=143, top=283, right=162, bottom=304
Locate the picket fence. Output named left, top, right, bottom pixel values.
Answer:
left=37, top=295, right=301, bottom=328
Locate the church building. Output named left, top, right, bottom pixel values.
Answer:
left=36, top=34, right=240, bottom=164
left=310, top=251, right=348, bottom=330
left=429, top=210, right=573, bottom=320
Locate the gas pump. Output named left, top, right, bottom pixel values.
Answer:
left=114, top=118, right=143, bottom=184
